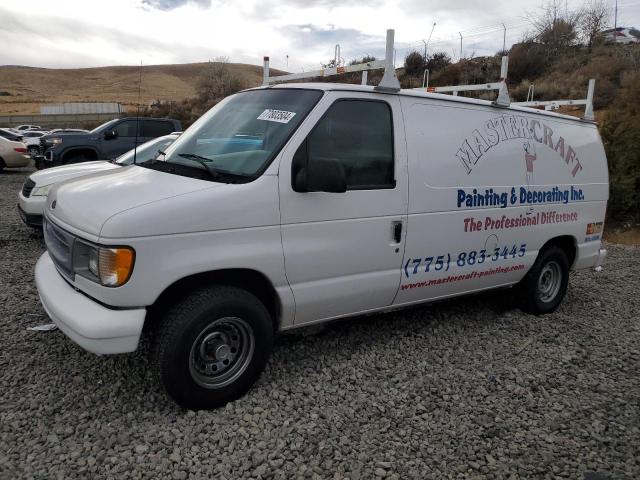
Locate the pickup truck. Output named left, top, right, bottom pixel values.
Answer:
left=36, top=117, right=181, bottom=168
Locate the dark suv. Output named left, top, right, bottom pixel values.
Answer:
left=37, top=117, right=181, bottom=168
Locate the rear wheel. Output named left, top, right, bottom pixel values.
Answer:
left=518, top=245, right=569, bottom=315
left=0, top=157, right=5, bottom=172
left=153, top=285, right=274, bottom=410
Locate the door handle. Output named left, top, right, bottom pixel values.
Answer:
left=392, top=221, right=402, bottom=244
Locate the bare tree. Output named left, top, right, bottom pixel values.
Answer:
left=528, top=0, right=582, bottom=57
left=580, top=0, right=611, bottom=49
left=197, top=57, right=243, bottom=103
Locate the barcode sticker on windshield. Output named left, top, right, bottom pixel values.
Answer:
left=257, top=109, right=296, bottom=124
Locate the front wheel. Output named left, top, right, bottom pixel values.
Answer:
left=153, top=285, right=274, bottom=410
left=518, top=245, right=569, bottom=315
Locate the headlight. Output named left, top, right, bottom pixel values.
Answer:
left=31, top=184, right=52, bottom=197
left=51, top=137, right=63, bottom=145
left=73, top=241, right=135, bottom=287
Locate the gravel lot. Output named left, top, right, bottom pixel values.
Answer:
left=1, top=165, right=639, bottom=480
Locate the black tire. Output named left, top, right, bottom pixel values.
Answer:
left=153, top=285, right=274, bottom=410
left=518, top=245, right=569, bottom=315
left=0, top=157, right=5, bottom=172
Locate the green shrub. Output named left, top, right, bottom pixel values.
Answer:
left=404, top=51, right=425, bottom=77
left=508, top=42, right=551, bottom=83
left=601, top=72, right=640, bottom=223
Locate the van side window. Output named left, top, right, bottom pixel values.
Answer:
left=307, top=99, right=394, bottom=189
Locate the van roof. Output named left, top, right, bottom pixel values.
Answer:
left=251, top=82, right=595, bottom=125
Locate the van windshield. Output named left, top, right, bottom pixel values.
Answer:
left=150, top=89, right=323, bottom=182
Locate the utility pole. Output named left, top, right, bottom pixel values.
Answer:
left=422, top=40, right=427, bottom=60
left=459, top=32, right=463, bottom=60
left=614, top=0, right=618, bottom=33
left=286, top=54, right=289, bottom=68
left=502, top=23, right=507, bottom=52
left=425, top=22, right=436, bottom=60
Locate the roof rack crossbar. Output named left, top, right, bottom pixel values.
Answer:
left=513, top=79, right=596, bottom=121
left=262, top=59, right=386, bottom=85
left=411, top=55, right=511, bottom=106
left=262, top=29, right=400, bottom=92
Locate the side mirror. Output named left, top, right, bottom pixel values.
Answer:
left=104, top=130, right=118, bottom=140
left=292, top=140, right=347, bottom=193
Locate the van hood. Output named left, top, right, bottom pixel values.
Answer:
left=47, top=165, right=217, bottom=237
left=30, top=161, right=119, bottom=187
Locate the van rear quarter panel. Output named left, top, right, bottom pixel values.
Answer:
left=396, top=97, right=608, bottom=302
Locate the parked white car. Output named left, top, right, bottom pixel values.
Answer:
left=35, top=82, right=608, bottom=410
left=21, top=131, right=48, bottom=156
left=602, top=27, right=640, bottom=44
left=0, top=136, right=30, bottom=171
left=15, top=124, right=43, bottom=131
left=17, top=133, right=179, bottom=228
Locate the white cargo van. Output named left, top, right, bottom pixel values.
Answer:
left=34, top=38, right=608, bottom=409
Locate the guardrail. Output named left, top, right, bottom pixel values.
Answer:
left=0, top=112, right=122, bottom=129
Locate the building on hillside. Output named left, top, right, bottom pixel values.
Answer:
left=40, top=102, right=124, bottom=115
left=601, top=27, right=640, bottom=44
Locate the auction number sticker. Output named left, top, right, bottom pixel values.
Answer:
left=257, top=109, right=296, bottom=124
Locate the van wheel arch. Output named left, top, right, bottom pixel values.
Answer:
left=61, top=148, right=98, bottom=164
left=539, top=235, right=577, bottom=268
left=147, top=269, right=281, bottom=333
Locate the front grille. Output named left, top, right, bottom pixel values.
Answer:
left=22, top=178, right=36, bottom=198
left=43, top=217, right=75, bottom=280
left=39, top=138, right=48, bottom=156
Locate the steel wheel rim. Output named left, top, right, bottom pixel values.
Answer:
left=189, top=317, right=255, bottom=389
left=538, top=261, right=562, bottom=303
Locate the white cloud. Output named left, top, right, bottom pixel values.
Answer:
left=0, top=0, right=638, bottom=70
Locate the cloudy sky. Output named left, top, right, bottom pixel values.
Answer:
left=1, top=0, right=638, bottom=71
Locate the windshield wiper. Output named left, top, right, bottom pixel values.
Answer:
left=178, top=153, right=210, bottom=162
left=176, top=153, right=249, bottom=183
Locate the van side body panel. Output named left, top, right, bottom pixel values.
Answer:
left=53, top=173, right=297, bottom=328
left=278, top=92, right=409, bottom=325
left=394, top=97, right=608, bottom=305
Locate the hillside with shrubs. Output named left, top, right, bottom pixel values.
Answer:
left=398, top=2, right=640, bottom=227
left=144, top=2, right=639, bottom=228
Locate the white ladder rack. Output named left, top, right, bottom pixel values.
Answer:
left=263, top=29, right=401, bottom=92
left=261, top=29, right=596, bottom=121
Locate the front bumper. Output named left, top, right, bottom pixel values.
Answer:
left=35, top=252, right=146, bottom=355
left=17, top=204, right=43, bottom=228
left=17, top=192, right=45, bottom=228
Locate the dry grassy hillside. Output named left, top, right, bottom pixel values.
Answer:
left=0, top=62, right=277, bottom=114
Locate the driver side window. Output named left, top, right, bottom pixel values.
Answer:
left=306, top=99, right=395, bottom=190
left=113, top=120, right=138, bottom=137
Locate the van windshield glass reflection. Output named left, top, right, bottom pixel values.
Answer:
left=154, top=89, right=323, bottom=181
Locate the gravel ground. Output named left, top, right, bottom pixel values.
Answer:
left=1, top=165, right=639, bottom=480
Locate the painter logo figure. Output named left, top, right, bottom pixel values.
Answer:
left=523, top=140, right=537, bottom=186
